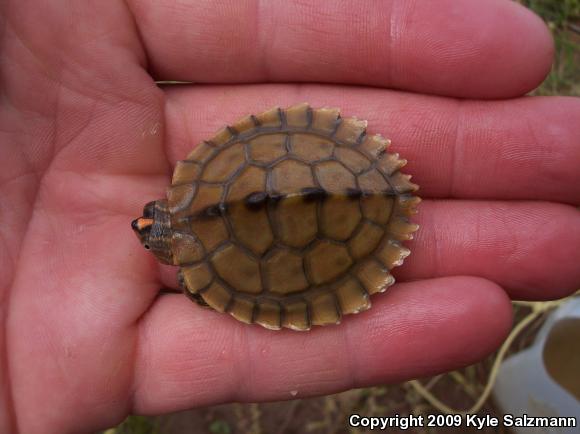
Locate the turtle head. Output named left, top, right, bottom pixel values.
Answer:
left=131, top=200, right=174, bottom=265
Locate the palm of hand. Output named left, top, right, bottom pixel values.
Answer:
left=1, top=2, right=579, bottom=433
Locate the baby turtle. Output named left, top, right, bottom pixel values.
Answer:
left=132, top=103, right=420, bottom=330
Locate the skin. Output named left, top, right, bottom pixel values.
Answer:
left=0, top=0, right=579, bottom=432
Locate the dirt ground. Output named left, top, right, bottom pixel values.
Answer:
left=152, top=384, right=508, bottom=434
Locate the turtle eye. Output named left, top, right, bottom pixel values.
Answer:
left=143, top=201, right=156, bottom=218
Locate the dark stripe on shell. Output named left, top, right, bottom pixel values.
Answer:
left=346, top=188, right=363, bottom=200
left=301, top=187, right=328, bottom=202
left=245, top=191, right=269, bottom=210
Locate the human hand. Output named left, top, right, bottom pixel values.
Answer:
left=1, top=1, right=579, bottom=433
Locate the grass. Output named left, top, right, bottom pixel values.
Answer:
left=106, top=2, right=579, bottom=433
left=519, top=0, right=580, bottom=96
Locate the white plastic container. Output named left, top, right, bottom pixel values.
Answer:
left=492, top=298, right=580, bottom=434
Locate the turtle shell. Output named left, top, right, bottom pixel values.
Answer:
left=167, top=103, right=420, bottom=330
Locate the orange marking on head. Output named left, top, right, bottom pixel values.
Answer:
left=136, top=218, right=154, bottom=230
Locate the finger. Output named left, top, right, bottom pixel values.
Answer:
left=128, top=0, right=552, bottom=98
left=163, top=84, right=580, bottom=204
left=132, top=276, right=511, bottom=413
left=399, top=200, right=580, bottom=300
left=156, top=199, right=580, bottom=302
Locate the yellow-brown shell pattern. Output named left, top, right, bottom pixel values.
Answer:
left=167, top=103, right=420, bottom=331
